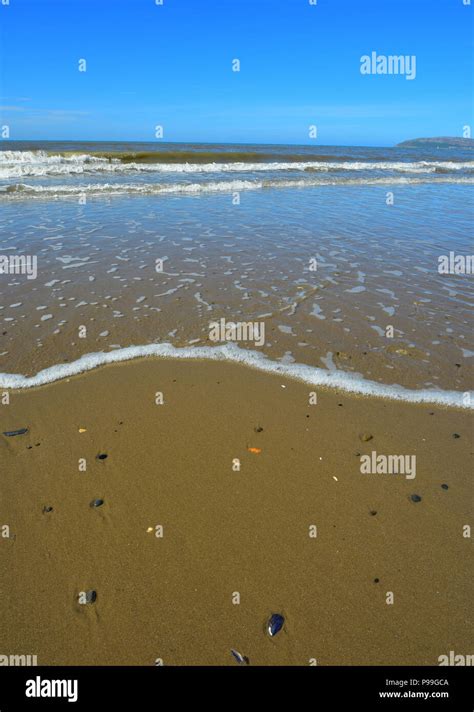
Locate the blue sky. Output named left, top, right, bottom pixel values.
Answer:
left=0, top=0, right=472, bottom=146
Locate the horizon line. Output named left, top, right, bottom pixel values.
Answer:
left=0, top=138, right=442, bottom=150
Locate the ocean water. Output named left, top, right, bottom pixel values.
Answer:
left=0, top=141, right=473, bottom=403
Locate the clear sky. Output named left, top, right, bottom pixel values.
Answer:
left=0, top=0, right=472, bottom=146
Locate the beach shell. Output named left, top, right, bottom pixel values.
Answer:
left=230, top=649, right=249, bottom=665
left=3, top=428, right=28, bottom=437
left=267, top=613, right=285, bottom=637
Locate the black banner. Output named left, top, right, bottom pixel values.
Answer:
left=0, top=666, right=471, bottom=710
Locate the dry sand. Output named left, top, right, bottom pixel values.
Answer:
left=0, top=358, right=472, bottom=665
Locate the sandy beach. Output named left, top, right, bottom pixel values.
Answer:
left=1, top=358, right=471, bottom=666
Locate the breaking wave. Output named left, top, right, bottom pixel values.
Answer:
left=1, top=150, right=473, bottom=179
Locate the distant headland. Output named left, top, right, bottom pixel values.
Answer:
left=396, top=137, right=474, bottom=149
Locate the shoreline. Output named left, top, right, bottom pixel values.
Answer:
left=0, top=345, right=472, bottom=409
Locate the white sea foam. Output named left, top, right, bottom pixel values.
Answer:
left=1, top=175, right=473, bottom=200
left=1, top=151, right=473, bottom=178
left=0, top=342, right=470, bottom=409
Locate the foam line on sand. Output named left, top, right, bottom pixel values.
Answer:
left=0, top=342, right=471, bottom=409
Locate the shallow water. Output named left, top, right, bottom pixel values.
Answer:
left=0, top=142, right=472, bottom=397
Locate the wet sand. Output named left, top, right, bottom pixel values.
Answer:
left=0, top=358, right=472, bottom=665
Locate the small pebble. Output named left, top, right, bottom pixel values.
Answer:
left=254, top=426, right=264, bottom=433
left=85, top=590, right=97, bottom=604
left=42, top=506, right=53, bottom=514
left=359, top=433, right=373, bottom=442
left=267, top=613, right=285, bottom=637
left=96, top=453, right=108, bottom=460
left=452, top=433, right=460, bottom=439
left=410, top=494, right=422, bottom=503
left=370, top=510, right=377, bottom=516
left=441, top=484, right=449, bottom=491
left=90, top=498, right=104, bottom=508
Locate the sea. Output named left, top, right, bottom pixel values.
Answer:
left=0, top=141, right=472, bottom=405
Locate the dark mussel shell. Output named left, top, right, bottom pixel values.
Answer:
left=3, top=428, right=28, bottom=437
left=267, top=613, right=285, bottom=637
left=230, top=649, right=249, bottom=665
